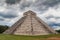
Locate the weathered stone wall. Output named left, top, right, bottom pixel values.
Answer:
left=13, top=16, right=32, bottom=35
left=13, top=13, right=51, bottom=35
left=4, top=10, right=57, bottom=35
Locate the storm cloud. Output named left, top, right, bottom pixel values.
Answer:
left=0, top=18, right=4, bottom=21
left=5, top=0, right=60, bottom=12
left=31, top=0, right=60, bottom=12
left=0, top=12, right=18, bottom=18
left=6, top=0, right=21, bottom=4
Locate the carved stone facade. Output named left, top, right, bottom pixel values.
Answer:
left=3, top=10, right=58, bottom=35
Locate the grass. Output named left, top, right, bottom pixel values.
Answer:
left=0, top=34, right=60, bottom=40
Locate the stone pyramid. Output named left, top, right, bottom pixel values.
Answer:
left=4, top=10, right=57, bottom=35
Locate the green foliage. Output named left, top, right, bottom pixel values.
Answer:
left=56, top=30, right=60, bottom=33
left=0, top=25, right=9, bottom=33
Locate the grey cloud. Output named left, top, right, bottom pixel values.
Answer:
left=4, top=0, right=60, bottom=12
left=55, top=17, right=60, bottom=19
left=5, top=0, right=60, bottom=12
left=49, top=22, right=60, bottom=26
left=42, top=0, right=60, bottom=7
left=45, top=15, right=54, bottom=19
left=20, top=1, right=32, bottom=11
left=28, top=0, right=60, bottom=12
left=45, top=15, right=60, bottom=19
left=0, top=11, right=18, bottom=19
left=0, top=18, right=4, bottom=21
left=5, top=0, right=21, bottom=5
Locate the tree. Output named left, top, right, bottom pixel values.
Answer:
left=0, top=25, right=9, bottom=33
left=56, top=30, right=60, bottom=33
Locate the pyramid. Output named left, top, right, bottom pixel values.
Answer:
left=4, top=10, right=58, bottom=35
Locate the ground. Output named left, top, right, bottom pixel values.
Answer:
left=0, top=34, right=60, bottom=40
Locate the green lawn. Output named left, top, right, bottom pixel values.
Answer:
left=0, top=34, right=60, bottom=40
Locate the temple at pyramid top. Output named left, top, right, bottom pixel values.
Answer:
left=23, top=10, right=36, bottom=16
left=3, top=10, right=58, bottom=35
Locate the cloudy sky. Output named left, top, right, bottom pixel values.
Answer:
left=0, top=0, right=60, bottom=30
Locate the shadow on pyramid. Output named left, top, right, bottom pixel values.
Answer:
left=3, top=10, right=58, bottom=35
